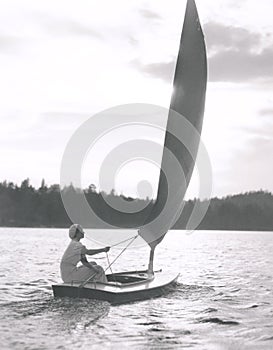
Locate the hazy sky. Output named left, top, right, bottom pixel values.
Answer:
left=0, top=0, right=272, bottom=198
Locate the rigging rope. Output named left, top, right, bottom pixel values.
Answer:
left=104, top=234, right=138, bottom=273
left=85, top=232, right=139, bottom=274
left=85, top=233, right=139, bottom=249
left=106, top=252, right=114, bottom=275
left=79, top=234, right=138, bottom=287
left=105, top=251, right=116, bottom=283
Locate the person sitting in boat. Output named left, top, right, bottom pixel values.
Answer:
left=60, top=224, right=110, bottom=284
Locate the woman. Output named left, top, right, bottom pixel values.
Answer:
left=60, top=224, right=110, bottom=283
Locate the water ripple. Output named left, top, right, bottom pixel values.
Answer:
left=198, top=317, right=240, bottom=326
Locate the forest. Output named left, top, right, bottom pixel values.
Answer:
left=0, top=179, right=272, bottom=231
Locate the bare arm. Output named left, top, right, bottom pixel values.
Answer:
left=82, top=247, right=110, bottom=256
left=80, top=254, right=101, bottom=272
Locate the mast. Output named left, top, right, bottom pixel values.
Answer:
left=148, top=247, right=155, bottom=275
left=139, top=0, right=207, bottom=272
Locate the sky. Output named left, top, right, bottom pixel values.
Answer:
left=0, top=0, right=273, bottom=199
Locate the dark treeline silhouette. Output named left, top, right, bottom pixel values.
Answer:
left=0, top=179, right=272, bottom=231
left=173, top=192, right=273, bottom=231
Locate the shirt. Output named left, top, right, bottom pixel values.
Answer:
left=60, top=240, right=86, bottom=282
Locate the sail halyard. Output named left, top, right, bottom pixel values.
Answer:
left=139, top=0, right=207, bottom=249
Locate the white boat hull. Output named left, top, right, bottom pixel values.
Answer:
left=52, top=270, right=179, bottom=305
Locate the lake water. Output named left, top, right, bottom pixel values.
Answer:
left=0, top=228, right=273, bottom=349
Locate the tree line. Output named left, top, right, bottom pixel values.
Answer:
left=0, top=179, right=272, bottom=231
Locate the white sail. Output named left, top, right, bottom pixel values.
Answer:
left=139, top=0, right=207, bottom=246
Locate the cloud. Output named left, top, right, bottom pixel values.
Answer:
left=0, top=35, right=25, bottom=52
left=139, top=9, right=162, bottom=20
left=259, top=108, right=273, bottom=117
left=131, top=21, right=273, bottom=84
left=0, top=14, right=102, bottom=55
left=37, top=14, right=103, bottom=39
left=208, top=46, right=273, bottom=82
left=128, top=35, right=138, bottom=47
left=203, top=22, right=261, bottom=52
left=204, top=22, right=273, bottom=82
left=131, top=59, right=174, bottom=82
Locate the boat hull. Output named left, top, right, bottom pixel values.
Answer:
left=52, top=270, right=179, bottom=305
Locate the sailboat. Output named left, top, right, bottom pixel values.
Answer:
left=52, top=0, right=207, bottom=304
